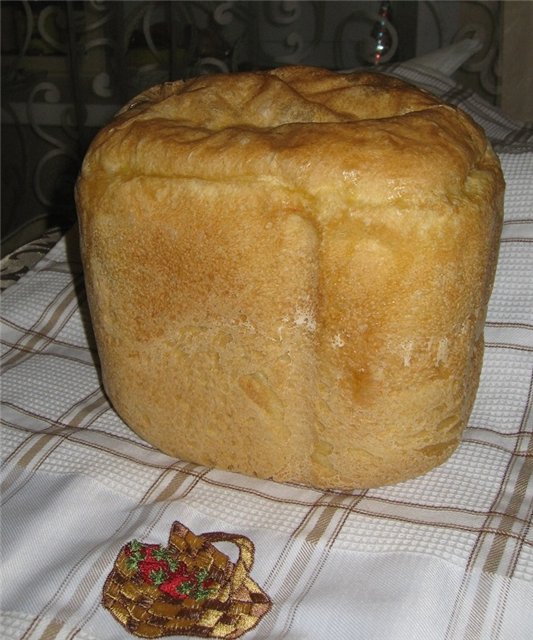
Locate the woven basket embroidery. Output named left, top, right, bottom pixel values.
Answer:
left=102, top=521, right=272, bottom=639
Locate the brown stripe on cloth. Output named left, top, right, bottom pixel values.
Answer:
left=0, top=400, right=97, bottom=502
left=445, top=367, right=533, bottom=640
left=0, top=388, right=108, bottom=501
left=486, top=321, right=533, bottom=331
left=484, top=343, right=533, bottom=354
left=0, top=428, right=64, bottom=499
left=262, top=492, right=359, bottom=591
left=260, top=491, right=366, bottom=636
left=0, top=316, right=97, bottom=367
left=57, top=388, right=109, bottom=430
left=501, top=123, right=533, bottom=149
left=35, top=619, right=64, bottom=640
left=468, top=374, right=533, bottom=639
left=1, top=274, right=86, bottom=372
left=143, top=461, right=207, bottom=506
left=1, top=404, right=63, bottom=464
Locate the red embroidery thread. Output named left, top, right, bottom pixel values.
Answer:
left=124, top=540, right=218, bottom=601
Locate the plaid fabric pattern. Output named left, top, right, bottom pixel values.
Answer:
left=1, top=66, right=532, bottom=640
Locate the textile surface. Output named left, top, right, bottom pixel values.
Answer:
left=1, top=65, right=532, bottom=640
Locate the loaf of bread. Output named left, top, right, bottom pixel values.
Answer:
left=76, top=66, right=504, bottom=489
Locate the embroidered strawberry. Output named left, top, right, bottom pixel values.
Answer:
left=159, top=572, right=192, bottom=600
left=139, top=558, right=168, bottom=584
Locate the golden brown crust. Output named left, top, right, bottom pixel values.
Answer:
left=76, top=66, right=504, bottom=489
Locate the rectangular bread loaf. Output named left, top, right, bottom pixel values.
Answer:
left=75, top=66, right=504, bottom=489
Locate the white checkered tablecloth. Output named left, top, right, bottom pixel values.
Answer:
left=1, top=66, right=532, bottom=640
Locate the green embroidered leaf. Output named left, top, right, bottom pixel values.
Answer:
left=152, top=546, right=170, bottom=561
left=196, top=568, right=209, bottom=582
left=194, top=585, right=216, bottom=601
left=124, top=540, right=145, bottom=572
left=167, top=557, right=178, bottom=572
left=179, top=581, right=193, bottom=595
left=150, top=568, right=168, bottom=586
left=129, top=540, right=142, bottom=553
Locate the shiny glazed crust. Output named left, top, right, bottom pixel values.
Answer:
left=76, top=66, right=504, bottom=489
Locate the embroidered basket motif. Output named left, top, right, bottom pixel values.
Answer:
left=102, top=521, right=272, bottom=639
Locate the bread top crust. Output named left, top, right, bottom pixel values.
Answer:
left=80, top=66, right=493, bottom=213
